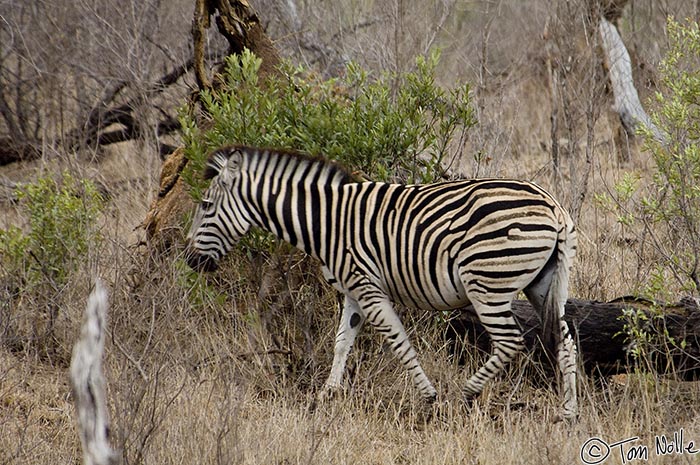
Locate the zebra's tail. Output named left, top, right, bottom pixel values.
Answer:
left=543, top=214, right=578, bottom=419
left=542, top=217, right=577, bottom=352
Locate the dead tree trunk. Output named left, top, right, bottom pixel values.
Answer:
left=598, top=17, right=667, bottom=161
left=598, top=18, right=664, bottom=142
left=446, top=297, right=700, bottom=380
left=143, top=0, right=282, bottom=250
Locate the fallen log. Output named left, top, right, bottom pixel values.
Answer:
left=445, top=297, right=700, bottom=381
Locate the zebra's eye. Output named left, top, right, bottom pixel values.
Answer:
left=200, top=198, right=214, bottom=210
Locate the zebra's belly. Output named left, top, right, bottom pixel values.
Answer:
left=382, top=268, right=470, bottom=311
left=393, top=291, right=470, bottom=311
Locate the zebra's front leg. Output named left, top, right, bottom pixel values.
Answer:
left=463, top=299, right=526, bottom=402
left=320, top=295, right=364, bottom=402
left=362, top=293, right=437, bottom=403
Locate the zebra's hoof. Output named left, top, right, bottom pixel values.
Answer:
left=460, top=392, right=479, bottom=411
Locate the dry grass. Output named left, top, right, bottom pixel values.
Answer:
left=3, top=308, right=699, bottom=465
left=2, top=1, right=700, bottom=464
left=2, top=187, right=699, bottom=465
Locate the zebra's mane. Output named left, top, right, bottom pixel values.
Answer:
left=203, top=145, right=356, bottom=184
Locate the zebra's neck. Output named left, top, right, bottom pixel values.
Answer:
left=240, top=148, right=355, bottom=257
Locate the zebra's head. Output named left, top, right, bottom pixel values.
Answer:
left=185, top=146, right=252, bottom=272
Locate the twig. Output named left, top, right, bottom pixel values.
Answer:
left=112, top=335, right=149, bottom=383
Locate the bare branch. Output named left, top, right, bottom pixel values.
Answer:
left=65, top=51, right=212, bottom=151
left=69, top=280, right=119, bottom=465
left=192, top=0, right=214, bottom=90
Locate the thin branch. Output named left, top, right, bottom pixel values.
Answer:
left=112, top=335, right=149, bottom=383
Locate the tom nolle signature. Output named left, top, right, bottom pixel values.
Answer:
left=580, top=428, right=699, bottom=464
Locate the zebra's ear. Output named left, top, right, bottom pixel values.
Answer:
left=205, top=147, right=243, bottom=183
left=224, top=147, right=243, bottom=173
left=216, top=147, right=243, bottom=187
left=204, top=150, right=229, bottom=180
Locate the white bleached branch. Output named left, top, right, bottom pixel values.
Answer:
left=599, top=18, right=666, bottom=144
left=69, top=280, right=118, bottom=465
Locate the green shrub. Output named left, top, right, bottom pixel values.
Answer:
left=595, top=18, right=699, bottom=376
left=0, top=172, right=103, bottom=290
left=638, top=18, right=700, bottom=295
left=0, top=171, right=103, bottom=353
left=596, top=18, right=700, bottom=297
left=180, top=48, right=476, bottom=201
left=618, top=305, right=686, bottom=370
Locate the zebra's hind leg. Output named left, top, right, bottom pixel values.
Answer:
left=320, top=296, right=364, bottom=402
left=463, top=297, right=526, bottom=402
left=557, top=319, right=578, bottom=420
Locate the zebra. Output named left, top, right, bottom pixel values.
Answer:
left=185, top=145, right=579, bottom=420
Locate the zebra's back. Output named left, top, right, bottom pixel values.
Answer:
left=334, top=178, right=570, bottom=311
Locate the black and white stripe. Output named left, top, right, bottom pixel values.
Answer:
left=186, top=145, right=578, bottom=419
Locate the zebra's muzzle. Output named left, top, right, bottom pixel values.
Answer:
left=185, top=248, right=219, bottom=272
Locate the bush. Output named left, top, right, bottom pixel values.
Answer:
left=638, top=18, right=700, bottom=295
left=3, top=172, right=103, bottom=285
left=596, top=18, right=700, bottom=297
left=0, top=172, right=103, bottom=353
left=594, top=18, right=699, bottom=376
left=180, top=48, right=476, bottom=200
